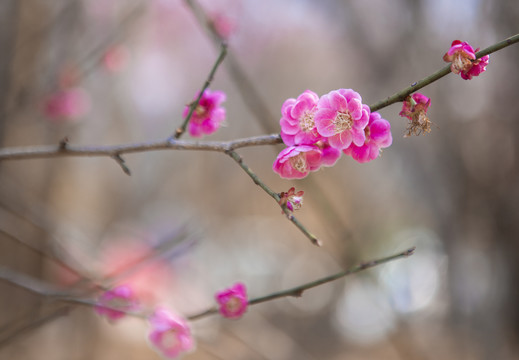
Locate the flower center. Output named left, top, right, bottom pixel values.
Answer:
left=194, top=104, right=208, bottom=120
left=333, top=111, right=353, bottom=134
left=225, top=297, right=241, bottom=313
left=162, top=329, right=179, bottom=350
left=290, top=153, right=307, bottom=173
left=299, top=111, right=315, bottom=132
left=452, top=53, right=472, bottom=73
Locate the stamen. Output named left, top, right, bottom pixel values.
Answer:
left=333, top=111, right=353, bottom=134
left=299, top=111, right=315, bottom=132
left=290, top=153, right=307, bottom=173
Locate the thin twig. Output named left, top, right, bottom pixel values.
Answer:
left=225, top=149, right=321, bottom=246
left=183, top=0, right=279, bottom=134
left=187, top=246, right=416, bottom=320
left=369, top=33, right=519, bottom=112
left=171, top=43, right=228, bottom=140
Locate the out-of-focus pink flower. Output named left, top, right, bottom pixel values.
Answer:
left=443, top=40, right=489, bottom=80
left=148, top=307, right=194, bottom=359
left=94, top=285, right=139, bottom=322
left=278, top=187, right=304, bottom=212
left=343, top=112, right=392, bottom=163
left=183, top=89, right=226, bottom=137
left=280, top=90, right=322, bottom=146
left=102, top=45, right=129, bottom=73
left=273, top=145, right=322, bottom=179
left=314, top=89, right=370, bottom=149
left=399, top=93, right=432, bottom=137
left=215, top=282, right=248, bottom=319
left=210, top=12, right=237, bottom=40
left=43, top=87, right=90, bottom=122
left=99, top=237, right=176, bottom=305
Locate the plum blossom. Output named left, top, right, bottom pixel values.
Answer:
left=314, top=89, right=370, bottom=149
left=317, top=139, right=342, bottom=167
left=94, top=285, right=139, bottom=322
left=280, top=90, right=321, bottom=146
left=443, top=40, right=489, bottom=80
left=183, top=89, right=226, bottom=137
left=278, top=187, right=304, bottom=212
left=43, top=87, right=90, bottom=122
left=273, top=144, right=322, bottom=179
left=343, top=112, right=392, bottom=163
left=215, top=282, right=248, bottom=319
left=399, top=93, right=432, bottom=137
left=148, top=308, right=194, bottom=359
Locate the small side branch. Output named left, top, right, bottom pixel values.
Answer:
left=187, top=246, right=416, bottom=320
left=225, top=149, right=321, bottom=246
left=171, top=43, right=228, bottom=140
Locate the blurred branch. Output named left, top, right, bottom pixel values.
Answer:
left=369, top=33, right=519, bottom=112
left=170, top=43, right=228, bottom=140
left=187, top=246, right=416, bottom=320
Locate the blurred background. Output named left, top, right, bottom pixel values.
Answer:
left=0, top=0, right=518, bottom=359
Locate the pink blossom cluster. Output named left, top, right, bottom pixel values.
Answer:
left=183, top=88, right=226, bottom=137
left=443, top=40, right=489, bottom=80
left=94, top=286, right=195, bottom=359
left=273, top=89, right=392, bottom=178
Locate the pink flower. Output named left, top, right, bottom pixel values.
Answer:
left=148, top=308, right=194, bottom=358
left=273, top=145, right=322, bottom=179
left=94, top=285, right=139, bottom=321
left=278, top=187, right=304, bottom=212
left=215, top=282, right=248, bottom=319
left=443, top=40, right=489, bottom=80
left=399, top=93, right=432, bottom=137
left=316, top=139, right=342, bottom=167
left=280, top=90, right=322, bottom=146
left=43, top=87, right=90, bottom=122
left=343, top=112, right=392, bottom=163
left=183, top=89, right=226, bottom=137
left=462, top=54, right=489, bottom=80
left=314, top=89, right=370, bottom=149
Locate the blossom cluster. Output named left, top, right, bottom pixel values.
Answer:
left=273, top=89, right=392, bottom=179
left=94, top=282, right=249, bottom=358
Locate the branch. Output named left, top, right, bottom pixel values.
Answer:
left=225, top=149, right=321, bottom=246
left=187, top=246, right=416, bottom=320
left=171, top=43, right=228, bottom=140
left=0, top=134, right=282, bottom=161
left=369, top=33, right=519, bottom=112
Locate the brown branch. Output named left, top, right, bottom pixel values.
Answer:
left=0, top=134, right=282, bottom=161
left=188, top=247, right=416, bottom=320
